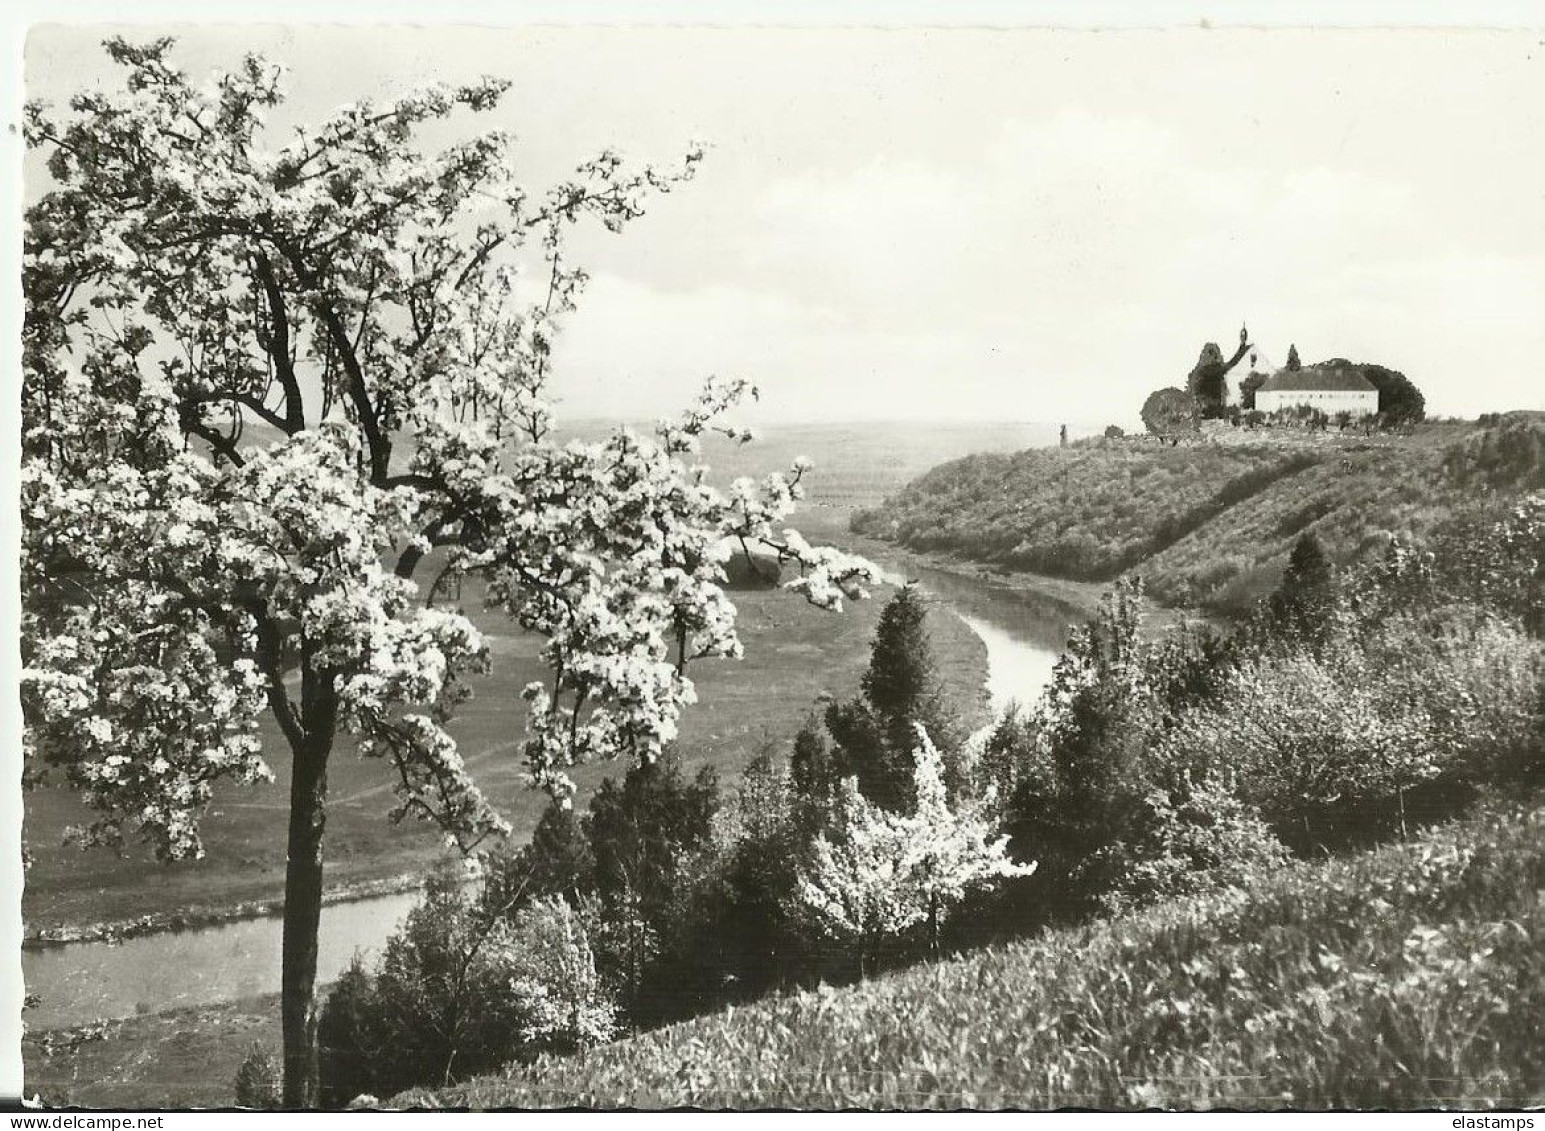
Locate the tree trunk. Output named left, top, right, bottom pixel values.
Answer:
left=281, top=674, right=337, bottom=1108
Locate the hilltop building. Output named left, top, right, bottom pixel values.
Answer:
left=1255, top=364, right=1379, bottom=417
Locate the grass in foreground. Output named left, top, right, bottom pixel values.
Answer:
left=407, top=800, right=1545, bottom=1111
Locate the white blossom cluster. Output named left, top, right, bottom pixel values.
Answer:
left=794, top=725, right=1034, bottom=948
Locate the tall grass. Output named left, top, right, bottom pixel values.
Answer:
left=407, top=800, right=1545, bottom=1110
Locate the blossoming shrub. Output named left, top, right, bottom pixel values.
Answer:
left=791, top=725, right=1033, bottom=975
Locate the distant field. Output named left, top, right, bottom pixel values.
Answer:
left=407, top=799, right=1545, bottom=1111
left=561, top=419, right=1072, bottom=508
left=25, top=420, right=1030, bottom=937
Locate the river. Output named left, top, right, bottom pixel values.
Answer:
left=23, top=549, right=1080, bottom=1031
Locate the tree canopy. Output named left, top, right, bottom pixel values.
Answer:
left=1316, top=359, right=1425, bottom=425
left=1140, top=387, right=1200, bottom=445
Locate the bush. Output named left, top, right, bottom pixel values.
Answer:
left=791, top=726, right=1031, bottom=974
left=318, top=958, right=380, bottom=1108
left=721, top=549, right=784, bottom=589
left=318, top=872, right=615, bottom=1101
left=1099, top=770, right=1291, bottom=915
left=233, top=1043, right=281, bottom=1109
left=1005, top=579, right=1156, bottom=908
left=1103, top=424, right=1125, bottom=440
left=586, top=754, right=720, bottom=1025
left=1141, top=387, right=1199, bottom=445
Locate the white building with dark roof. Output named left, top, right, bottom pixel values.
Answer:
left=1255, top=364, right=1380, bottom=417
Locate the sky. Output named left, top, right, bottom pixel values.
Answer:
left=22, top=22, right=1545, bottom=426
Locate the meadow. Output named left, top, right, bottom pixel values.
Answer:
left=404, top=798, right=1545, bottom=1111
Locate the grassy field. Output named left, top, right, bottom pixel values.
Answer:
left=852, top=421, right=1536, bottom=614
left=23, top=994, right=285, bottom=1109
left=398, top=798, right=1545, bottom=1111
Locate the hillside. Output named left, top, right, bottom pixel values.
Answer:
left=852, top=419, right=1544, bottom=613
left=408, top=800, right=1545, bottom=1110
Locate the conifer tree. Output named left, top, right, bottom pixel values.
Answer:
left=1269, top=532, right=1336, bottom=645
left=824, top=584, right=966, bottom=812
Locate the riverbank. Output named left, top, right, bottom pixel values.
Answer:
left=23, top=871, right=425, bottom=950
left=798, top=504, right=1211, bottom=636
left=24, top=993, right=285, bottom=1109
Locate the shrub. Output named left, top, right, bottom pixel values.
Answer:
left=1099, top=770, right=1291, bottom=915
left=692, top=747, right=814, bottom=995
left=318, top=958, right=380, bottom=1109
left=584, top=752, right=721, bottom=1026
left=721, top=549, right=784, bottom=589
left=791, top=726, right=1032, bottom=974
left=1163, top=645, right=1447, bottom=849
left=233, top=1043, right=281, bottom=1109
left=1104, top=424, right=1125, bottom=440
left=1441, top=420, right=1545, bottom=492
left=1429, top=494, right=1545, bottom=635
left=318, top=872, right=615, bottom=1100
left=1006, top=578, right=1156, bottom=906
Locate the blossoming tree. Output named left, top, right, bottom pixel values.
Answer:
left=21, top=38, right=875, bottom=1105
left=794, top=725, right=1033, bottom=975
